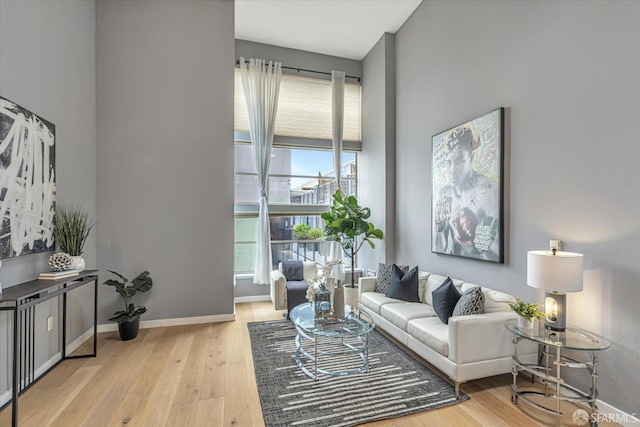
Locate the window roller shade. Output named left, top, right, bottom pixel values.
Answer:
left=234, top=68, right=361, bottom=144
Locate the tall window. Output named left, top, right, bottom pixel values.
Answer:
left=234, top=145, right=357, bottom=273
left=234, top=67, right=361, bottom=275
left=234, top=69, right=361, bottom=146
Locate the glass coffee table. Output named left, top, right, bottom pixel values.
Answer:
left=290, top=303, right=374, bottom=380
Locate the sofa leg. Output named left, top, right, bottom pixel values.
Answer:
left=455, top=382, right=461, bottom=399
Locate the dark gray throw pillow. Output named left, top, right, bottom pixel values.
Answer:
left=452, top=286, right=485, bottom=317
left=385, top=265, right=420, bottom=302
left=432, top=277, right=461, bottom=324
left=281, top=260, right=304, bottom=281
left=376, top=263, right=409, bottom=294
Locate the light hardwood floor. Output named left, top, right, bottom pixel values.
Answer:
left=0, top=302, right=620, bottom=426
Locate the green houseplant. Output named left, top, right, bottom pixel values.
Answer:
left=321, top=190, right=383, bottom=289
left=307, top=227, right=323, bottom=240
left=509, top=297, right=543, bottom=329
left=292, top=223, right=311, bottom=239
left=307, top=227, right=323, bottom=251
left=293, top=224, right=323, bottom=250
left=52, top=204, right=98, bottom=271
left=103, top=270, right=153, bottom=341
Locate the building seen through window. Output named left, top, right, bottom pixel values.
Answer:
left=234, top=145, right=357, bottom=274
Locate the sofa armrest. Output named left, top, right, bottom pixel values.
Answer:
left=358, top=276, right=377, bottom=296
left=270, top=270, right=287, bottom=310
left=448, top=311, right=538, bottom=364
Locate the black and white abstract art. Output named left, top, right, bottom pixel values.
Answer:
left=0, top=96, right=56, bottom=259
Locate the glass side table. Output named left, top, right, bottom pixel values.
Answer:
left=505, top=320, right=610, bottom=427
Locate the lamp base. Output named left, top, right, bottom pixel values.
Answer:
left=544, top=291, right=566, bottom=332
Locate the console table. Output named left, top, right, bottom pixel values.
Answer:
left=0, top=270, right=99, bottom=427
left=505, top=320, right=610, bottom=427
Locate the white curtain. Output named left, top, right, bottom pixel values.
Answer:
left=330, top=70, right=346, bottom=282
left=239, top=57, right=282, bottom=285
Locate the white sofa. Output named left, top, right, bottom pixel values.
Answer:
left=358, top=271, right=538, bottom=397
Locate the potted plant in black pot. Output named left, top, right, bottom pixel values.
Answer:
left=321, top=190, right=383, bottom=307
left=103, top=270, right=153, bottom=341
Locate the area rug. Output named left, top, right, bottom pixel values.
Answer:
left=247, top=320, right=468, bottom=427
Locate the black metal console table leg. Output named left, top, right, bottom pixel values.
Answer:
left=12, top=306, right=19, bottom=427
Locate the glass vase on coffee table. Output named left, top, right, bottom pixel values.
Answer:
left=314, top=283, right=331, bottom=318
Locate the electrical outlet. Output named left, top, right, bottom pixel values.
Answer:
left=550, top=240, right=561, bottom=252
left=47, top=316, right=54, bottom=332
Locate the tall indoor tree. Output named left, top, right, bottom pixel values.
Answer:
left=321, top=191, right=384, bottom=288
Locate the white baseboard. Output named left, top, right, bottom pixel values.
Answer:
left=97, top=313, right=236, bottom=333
left=0, top=350, right=63, bottom=407
left=0, top=325, right=101, bottom=407
left=234, top=295, right=271, bottom=303
left=588, top=399, right=639, bottom=426
left=67, top=328, right=95, bottom=354
left=0, top=313, right=235, bottom=407
left=0, top=389, right=9, bottom=407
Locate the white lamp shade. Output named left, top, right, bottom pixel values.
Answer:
left=527, top=250, right=583, bottom=292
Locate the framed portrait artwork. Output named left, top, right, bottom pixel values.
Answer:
left=431, top=107, right=504, bottom=263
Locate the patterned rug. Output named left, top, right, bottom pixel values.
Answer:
left=247, top=320, right=468, bottom=427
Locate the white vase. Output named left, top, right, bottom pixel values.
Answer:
left=344, top=285, right=359, bottom=308
left=517, top=316, right=533, bottom=330
left=69, top=256, right=85, bottom=272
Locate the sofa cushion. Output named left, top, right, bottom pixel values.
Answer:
left=432, top=278, right=461, bottom=324
left=302, top=262, right=317, bottom=281
left=460, top=282, right=513, bottom=313
left=386, top=265, right=420, bottom=302
left=417, top=272, right=430, bottom=303
left=360, top=292, right=402, bottom=315
left=452, top=286, right=485, bottom=316
left=380, top=302, right=437, bottom=331
left=376, top=263, right=409, bottom=294
left=425, top=274, right=464, bottom=306
left=407, top=317, right=449, bottom=357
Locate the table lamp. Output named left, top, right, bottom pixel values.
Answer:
left=527, top=249, right=583, bottom=331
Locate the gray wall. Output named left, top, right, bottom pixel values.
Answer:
left=0, top=0, right=96, bottom=399
left=234, top=40, right=361, bottom=299
left=359, top=33, right=396, bottom=272
left=96, top=0, right=235, bottom=320
left=394, top=0, right=640, bottom=414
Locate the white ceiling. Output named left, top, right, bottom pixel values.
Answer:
left=235, top=0, right=422, bottom=60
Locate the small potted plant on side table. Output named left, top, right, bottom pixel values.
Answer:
left=508, top=297, right=544, bottom=330
left=103, top=270, right=153, bottom=341
left=52, top=204, right=98, bottom=272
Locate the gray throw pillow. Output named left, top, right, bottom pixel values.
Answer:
left=281, top=260, right=304, bottom=281
left=386, top=265, right=420, bottom=302
left=431, top=277, right=461, bottom=324
left=452, top=286, right=485, bottom=317
left=376, top=263, right=409, bottom=294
